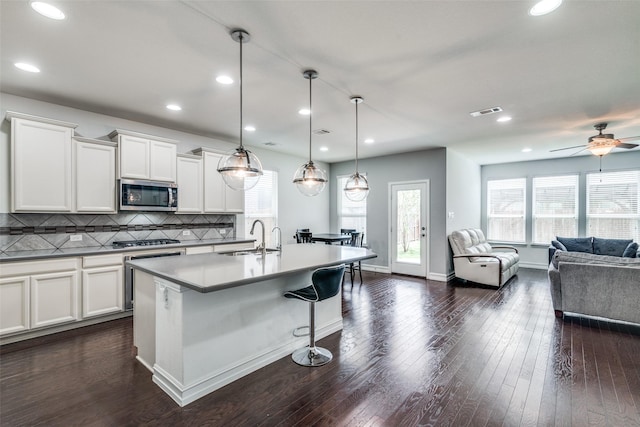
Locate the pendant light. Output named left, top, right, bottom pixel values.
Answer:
left=217, top=29, right=263, bottom=191
left=293, top=69, right=327, bottom=197
left=344, top=96, right=370, bottom=202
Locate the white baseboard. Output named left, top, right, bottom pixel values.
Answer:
left=427, top=272, right=449, bottom=282
left=520, top=262, right=548, bottom=270
left=361, top=264, right=391, bottom=274
left=152, top=319, right=343, bottom=407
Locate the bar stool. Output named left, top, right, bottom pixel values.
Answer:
left=284, top=264, right=345, bottom=366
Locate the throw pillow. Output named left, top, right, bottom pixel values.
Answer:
left=593, top=237, right=633, bottom=257
left=556, top=236, right=592, bottom=253
left=551, top=240, right=567, bottom=251
left=623, top=242, right=638, bottom=258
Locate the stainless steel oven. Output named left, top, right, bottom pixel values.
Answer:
left=119, top=179, right=178, bottom=211
left=122, top=246, right=185, bottom=310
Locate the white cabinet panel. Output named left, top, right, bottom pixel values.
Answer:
left=74, top=138, right=117, bottom=213
left=119, top=134, right=149, bottom=179
left=31, top=271, right=79, bottom=328
left=82, top=266, right=123, bottom=318
left=150, top=141, right=177, bottom=182
left=0, top=276, right=30, bottom=335
left=185, top=245, right=214, bottom=255
left=11, top=116, right=75, bottom=212
left=200, top=150, right=244, bottom=213
left=177, top=155, right=203, bottom=213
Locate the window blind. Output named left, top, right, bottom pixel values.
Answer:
left=532, top=175, right=578, bottom=243
left=338, top=175, right=367, bottom=239
left=586, top=170, right=640, bottom=241
left=244, top=170, right=278, bottom=246
left=487, top=178, right=526, bottom=242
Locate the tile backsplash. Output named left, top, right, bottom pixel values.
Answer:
left=0, top=212, right=235, bottom=253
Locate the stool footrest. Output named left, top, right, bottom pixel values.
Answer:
left=292, top=326, right=310, bottom=337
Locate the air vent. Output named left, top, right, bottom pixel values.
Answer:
left=313, top=129, right=331, bottom=135
left=469, top=106, right=503, bottom=117
left=263, top=142, right=277, bottom=146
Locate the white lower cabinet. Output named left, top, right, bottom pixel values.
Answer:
left=31, top=271, right=79, bottom=328
left=82, top=254, right=124, bottom=318
left=0, top=276, right=30, bottom=335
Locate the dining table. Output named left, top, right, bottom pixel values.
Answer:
left=310, top=233, right=352, bottom=245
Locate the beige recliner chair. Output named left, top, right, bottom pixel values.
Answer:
left=448, top=228, right=519, bottom=287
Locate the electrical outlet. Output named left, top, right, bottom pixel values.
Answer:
left=448, top=212, right=455, bottom=219
left=182, top=230, right=191, bottom=236
left=70, top=234, right=82, bottom=242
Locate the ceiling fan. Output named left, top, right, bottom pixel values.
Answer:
left=551, top=123, right=640, bottom=156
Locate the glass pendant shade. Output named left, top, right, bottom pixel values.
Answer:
left=294, top=69, right=327, bottom=196
left=344, top=96, right=370, bottom=202
left=217, top=29, right=263, bottom=191
left=344, top=172, right=370, bottom=202
left=218, top=146, right=263, bottom=191
left=293, top=160, right=327, bottom=197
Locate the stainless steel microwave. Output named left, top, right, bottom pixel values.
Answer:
left=119, top=179, right=178, bottom=211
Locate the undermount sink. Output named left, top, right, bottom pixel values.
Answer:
left=220, top=248, right=280, bottom=256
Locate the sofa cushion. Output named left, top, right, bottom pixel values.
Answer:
left=556, top=236, right=592, bottom=253
left=622, top=242, right=638, bottom=258
left=552, top=250, right=640, bottom=269
left=593, top=237, right=633, bottom=257
left=551, top=239, right=567, bottom=252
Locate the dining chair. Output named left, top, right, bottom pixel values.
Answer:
left=294, top=229, right=311, bottom=243
left=340, top=228, right=356, bottom=235
left=297, top=231, right=313, bottom=243
left=345, top=232, right=364, bottom=285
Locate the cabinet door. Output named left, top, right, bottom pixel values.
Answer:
left=12, top=118, right=72, bottom=212
left=203, top=152, right=225, bottom=212
left=149, top=140, right=177, bottom=182
left=31, top=271, right=79, bottom=328
left=74, top=140, right=117, bottom=213
left=82, top=266, right=123, bottom=318
left=119, top=135, right=149, bottom=179
left=0, top=276, right=30, bottom=336
left=177, top=156, right=203, bottom=213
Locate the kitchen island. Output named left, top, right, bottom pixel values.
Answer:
left=128, top=243, right=376, bottom=406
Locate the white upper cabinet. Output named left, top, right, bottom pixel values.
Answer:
left=8, top=112, right=77, bottom=212
left=176, top=154, right=203, bottom=213
left=73, top=137, right=117, bottom=213
left=109, top=129, right=177, bottom=182
left=194, top=148, right=245, bottom=213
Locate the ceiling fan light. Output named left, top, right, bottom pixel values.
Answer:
left=293, top=161, right=327, bottom=197
left=587, top=145, right=614, bottom=156
left=344, top=172, right=370, bottom=202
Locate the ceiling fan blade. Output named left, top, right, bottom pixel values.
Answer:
left=569, top=147, right=589, bottom=157
left=618, top=135, right=640, bottom=142
left=616, top=143, right=639, bottom=149
left=550, top=144, right=586, bottom=152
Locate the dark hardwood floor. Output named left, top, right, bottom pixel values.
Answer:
left=2, top=269, right=640, bottom=426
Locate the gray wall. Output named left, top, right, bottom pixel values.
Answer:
left=446, top=149, right=481, bottom=274
left=330, top=148, right=448, bottom=278
left=0, top=93, right=331, bottom=244
left=481, top=151, right=640, bottom=268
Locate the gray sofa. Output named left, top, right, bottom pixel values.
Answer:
left=548, top=251, right=640, bottom=324
left=548, top=236, right=638, bottom=263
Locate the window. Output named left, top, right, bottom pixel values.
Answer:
left=337, top=175, right=367, bottom=241
left=532, top=175, right=578, bottom=243
left=244, top=170, right=278, bottom=247
left=586, top=170, right=640, bottom=241
left=487, top=178, right=526, bottom=242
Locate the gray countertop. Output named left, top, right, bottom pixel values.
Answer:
left=127, top=243, right=377, bottom=293
left=0, top=238, right=255, bottom=262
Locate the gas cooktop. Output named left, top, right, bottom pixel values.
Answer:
left=112, top=239, right=180, bottom=248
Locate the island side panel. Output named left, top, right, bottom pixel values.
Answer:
left=152, top=271, right=343, bottom=406
left=133, top=270, right=157, bottom=371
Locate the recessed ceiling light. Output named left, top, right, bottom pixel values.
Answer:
left=244, top=125, right=256, bottom=132
left=14, top=62, right=40, bottom=73
left=497, top=116, right=512, bottom=122
left=298, top=108, right=311, bottom=115
left=522, top=148, right=532, bottom=153
left=30, top=1, right=65, bottom=20
left=166, top=104, right=182, bottom=111
left=529, top=0, right=562, bottom=16
left=216, top=75, right=233, bottom=85
left=364, top=138, right=375, bottom=144
left=319, top=146, right=329, bottom=152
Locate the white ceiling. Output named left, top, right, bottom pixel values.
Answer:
left=2, top=1, right=639, bottom=165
